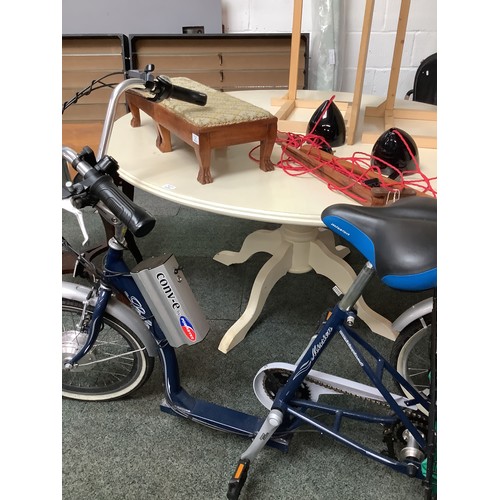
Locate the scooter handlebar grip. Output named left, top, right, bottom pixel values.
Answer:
left=170, top=84, right=208, bottom=106
left=89, top=174, right=156, bottom=237
left=156, top=75, right=207, bottom=106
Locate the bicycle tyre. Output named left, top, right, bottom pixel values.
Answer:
left=62, top=298, right=155, bottom=401
left=390, top=314, right=433, bottom=399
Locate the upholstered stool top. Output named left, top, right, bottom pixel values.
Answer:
left=134, top=77, right=275, bottom=128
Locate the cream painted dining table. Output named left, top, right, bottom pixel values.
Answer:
left=108, top=88, right=437, bottom=353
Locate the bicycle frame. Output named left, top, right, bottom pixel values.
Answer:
left=272, top=305, right=429, bottom=475
left=246, top=261, right=430, bottom=477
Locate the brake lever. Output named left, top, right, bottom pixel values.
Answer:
left=62, top=197, right=89, bottom=246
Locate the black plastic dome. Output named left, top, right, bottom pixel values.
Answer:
left=307, top=100, right=346, bottom=149
left=370, top=128, right=419, bottom=179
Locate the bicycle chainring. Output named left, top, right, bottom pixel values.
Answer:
left=263, top=369, right=311, bottom=401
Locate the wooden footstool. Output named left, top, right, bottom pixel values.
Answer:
left=125, top=77, right=278, bottom=184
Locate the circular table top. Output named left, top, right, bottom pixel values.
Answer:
left=108, top=89, right=437, bottom=227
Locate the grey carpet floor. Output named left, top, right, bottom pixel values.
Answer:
left=62, top=187, right=432, bottom=500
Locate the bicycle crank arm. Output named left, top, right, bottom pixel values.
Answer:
left=253, top=362, right=416, bottom=410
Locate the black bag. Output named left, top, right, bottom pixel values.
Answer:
left=405, top=53, right=437, bottom=105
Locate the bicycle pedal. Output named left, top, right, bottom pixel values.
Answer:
left=227, top=459, right=250, bottom=500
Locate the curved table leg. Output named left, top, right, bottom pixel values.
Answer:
left=316, top=227, right=350, bottom=259
left=218, top=241, right=293, bottom=353
left=215, top=224, right=395, bottom=353
left=214, top=228, right=283, bottom=266
left=308, top=238, right=395, bottom=340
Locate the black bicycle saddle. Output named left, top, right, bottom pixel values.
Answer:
left=321, top=197, right=437, bottom=291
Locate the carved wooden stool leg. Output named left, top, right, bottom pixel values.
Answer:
left=260, top=122, right=277, bottom=172
left=128, top=101, right=142, bottom=128
left=194, top=137, right=213, bottom=184
left=156, top=123, right=173, bottom=153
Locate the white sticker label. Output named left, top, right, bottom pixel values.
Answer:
left=329, top=49, right=336, bottom=65
left=192, top=133, right=199, bottom=145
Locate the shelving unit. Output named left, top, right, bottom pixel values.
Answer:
left=129, top=34, right=308, bottom=92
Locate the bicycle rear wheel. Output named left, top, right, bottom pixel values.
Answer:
left=390, top=314, right=432, bottom=400
left=62, top=298, right=155, bottom=401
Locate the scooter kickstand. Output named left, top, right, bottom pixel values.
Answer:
left=226, top=409, right=283, bottom=499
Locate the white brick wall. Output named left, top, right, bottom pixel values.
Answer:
left=221, top=0, right=437, bottom=98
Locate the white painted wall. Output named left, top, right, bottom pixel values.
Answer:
left=221, top=0, right=437, bottom=98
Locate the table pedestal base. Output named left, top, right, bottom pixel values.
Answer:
left=214, top=225, right=396, bottom=353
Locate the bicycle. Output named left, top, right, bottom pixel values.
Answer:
left=62, top=66, right=437, bottom=498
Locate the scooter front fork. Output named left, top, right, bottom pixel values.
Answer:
left=227, top=409, right=283, bottom=499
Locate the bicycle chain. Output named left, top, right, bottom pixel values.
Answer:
left=264, top=368, right=424, bottom=417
